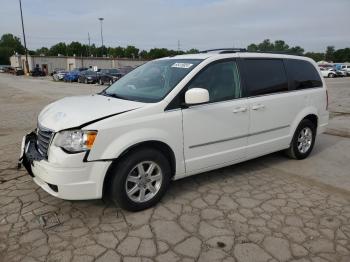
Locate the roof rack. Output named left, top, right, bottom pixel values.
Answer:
left=200, top=48, right=247, bottom=54
left=199, top=48, right=303, bottom=56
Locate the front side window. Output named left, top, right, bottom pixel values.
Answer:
left=285, top=59, right=322, bottom=90
left=243, top=59, right=288, bottom=96
left=187, top=60, right=241, bottom=103
left=103, top=59, right=202, bottom=103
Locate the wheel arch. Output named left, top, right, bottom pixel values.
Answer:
left=290, top=108, right=319, bottom=144
left=102, top=140, right=176, bottom=198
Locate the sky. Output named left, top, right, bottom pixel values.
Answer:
left=0, top=0, right=349, bottom=52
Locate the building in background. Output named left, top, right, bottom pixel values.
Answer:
left=10, top=54, right=148, bottom=74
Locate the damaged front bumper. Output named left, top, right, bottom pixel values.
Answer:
left=18, top=131, right=110, bottom=200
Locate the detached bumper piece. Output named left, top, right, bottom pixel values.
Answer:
left=19, top=131, right=46, bottom=177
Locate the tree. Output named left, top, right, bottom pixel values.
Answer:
left=333, top=48, right=350, bottom=63
left=247, top=43, right=258, bottom=52
left=186, top=48, right=199, bottom=54
left=49, top=42, right=67, bottom=56
left=124, top=45, right=139, bottom=59
left=304, top=52, right=324, bottom=62
left=257, top=39, right=274, bottom=51
left=67, top=41, right=85, bottom=56
left=0, top=33, right=25, bottom=64
left=246, top=39, right=304, bottom=55
left=35, top=47, right=49, bottom=55
left=274, top=40, right=289, bottom=51
left=289, top=46, right=304, bottom=56
left=108, top=46, right=125, bottom=57
left=325, top=46, right=335, bottom=62
left=139, top=50, right=148, bottom=59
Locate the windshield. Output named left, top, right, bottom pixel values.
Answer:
left=102, top=59, right=202, bottom=102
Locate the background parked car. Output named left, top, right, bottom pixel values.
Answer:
left=0, top=65, right=9, bottom=73
left=118, top=66, right=134, bottom=76
left=52, top=70, right=67, bottom=81
left=78, top=70, right=99, bottom=84
left=339, top=65, right=350, bottom=76
left=98, top=68, right=123, bottom=85
left=8, top=67, right=24, bottom=76
left=63, top=68, right=87, bottom=82
left=319, top=67, right=337, bottom=78
left=30, top=67, right=46, bottom=77
left=64, top=70, right=82, bottom=82
left=50, top=68, right=65, bottom=76
left=336, top=69, right=347, bottom=77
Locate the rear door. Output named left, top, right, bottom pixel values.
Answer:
left=241, top=58, right=296, bottom=158
left=182, top=59, right=249, bottom=173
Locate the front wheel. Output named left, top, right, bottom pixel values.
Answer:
left=286, top=119, right=316, bottom=160
left=108, top=148, right=171, bottom=211
left=328, top=73, right=335, bottom=78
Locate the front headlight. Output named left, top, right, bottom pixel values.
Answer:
left=54, top=130, right=97, bottom=153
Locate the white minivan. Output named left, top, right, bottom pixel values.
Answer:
left=20, top=50, right=329, bottom=211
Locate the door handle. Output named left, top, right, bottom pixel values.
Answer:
left=233, top=107, right=247, bottom=113
left=251, top=104, right=265, bottom=110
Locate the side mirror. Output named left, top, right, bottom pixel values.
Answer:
left=185, top=88, right=209, bottom=105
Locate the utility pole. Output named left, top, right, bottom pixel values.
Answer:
left=177, top=40, right=180, bottom=53
left=88, top=32, right=91, bottom=56
left=18, top=0, right=29, bottom=74
left=98, top=18, right=104, bottom=56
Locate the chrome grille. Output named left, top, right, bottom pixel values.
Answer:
left=37, top=125, right=54, bottom=159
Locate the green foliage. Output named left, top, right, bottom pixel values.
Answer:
left=325, top=46, right=335, bottom=62
left=186, top=48, right=199, bottom=54
left=124, top=45, right=139, bottom=58
left=333, top=48, right=350, bottom=63
left=0, top=33, right=25, bottom=64
left=304, top=52, right=324, bottom=62
left=49, top=42, right=67, bottom=56
left=35, top=47, right=49, bottom=55
left=2, top=33, right=350, bottom=63
left=246, top=39, right=304, bottom=55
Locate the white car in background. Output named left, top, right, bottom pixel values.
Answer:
left=20, top=50, right=329, bottom=211
left=340, top=65, right=350, bottom=76
left=319, top=67, right=337, bottom=78
left=52, top=70, right=67, bottom=81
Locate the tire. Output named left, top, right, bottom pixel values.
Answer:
left=77, top=78, right=81, bottom=83
left=99, top=79, right=104, bottom=85
left=285, top=119, right=316, bottom=160
left=109, top=79, right=113, bottom=85
left=108, top=148, right=171, bottom=211
left=328, top=73, right=335, bottom=78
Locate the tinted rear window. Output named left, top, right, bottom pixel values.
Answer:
left=243, top=59, right=288, bottom=96
left=285, top=59, right=322, bottom=90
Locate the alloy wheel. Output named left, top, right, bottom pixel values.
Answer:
left=125, top=161, right=163, bottom=203
left=297, top=127, right=312, bottom=154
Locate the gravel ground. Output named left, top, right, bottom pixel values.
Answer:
left=0, top=73, right=350, bottom=262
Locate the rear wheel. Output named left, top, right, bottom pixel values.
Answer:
left=328, top=73, right=335, bottom=78
left=286, top=119, right=316, bottom=160
left=108, top=148, right=171, bottom=211
left=109, top=79, right=113, bottom=85
left=99, top=79, right=104, bottom=85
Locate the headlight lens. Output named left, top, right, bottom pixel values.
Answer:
left=54, top=130, right=97, bottom=152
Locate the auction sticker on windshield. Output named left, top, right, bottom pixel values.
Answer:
left=171, top=63, right=193, bottom=69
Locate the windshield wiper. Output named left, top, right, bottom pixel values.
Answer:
left=99, top=90, right=126, bottom=100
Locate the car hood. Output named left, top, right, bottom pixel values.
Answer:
left=38, top=94, right=145, bottom=131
